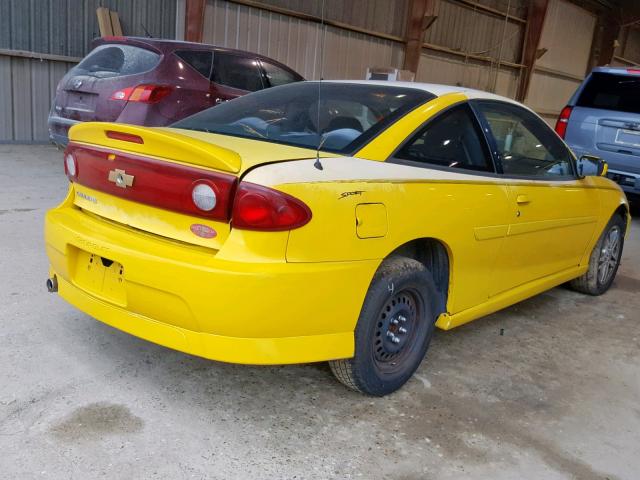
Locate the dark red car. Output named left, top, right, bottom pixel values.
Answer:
left=48, top=37, right=304, bottom=146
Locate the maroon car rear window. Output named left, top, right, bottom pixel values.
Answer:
left=73, top=44, right=161, bottom=79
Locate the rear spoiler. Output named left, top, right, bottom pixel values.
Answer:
left=90, top=36, right=164, bottom=54
left=68, top=122, right=242, bottom=173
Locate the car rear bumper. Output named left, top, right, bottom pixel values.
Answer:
left=606, top=169, right=640, bottom=196
left=48, top=115, right=79, bottom=146
left=45, top=196, right=377, bottom=365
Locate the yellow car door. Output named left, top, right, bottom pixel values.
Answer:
left=384, top=102, right=511, bottom=311
left=473, top=101, right=599, bottom=296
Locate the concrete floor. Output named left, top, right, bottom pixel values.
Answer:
left=1, top=144, right=639, bottom=480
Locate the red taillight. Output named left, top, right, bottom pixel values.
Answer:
left=627, top=68, right=640, bottom=75
left=68, top=144, right=236, bottom=221
left=110, top=84, right=173, bottom=103
left=232, top=183, right=311, bottom=231
left=555, top=105, right=573, bottom=139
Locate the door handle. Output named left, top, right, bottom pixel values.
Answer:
left=516, top=194, right=531, bottom=205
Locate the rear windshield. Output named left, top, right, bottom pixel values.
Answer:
left=172, top=82, right=432, bottom=154
left=577, top=72, right=640, bottom=114
left=73, top=44, right=161, bottom=79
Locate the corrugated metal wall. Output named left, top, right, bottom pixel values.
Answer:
left=202, top=0, right=526, bottom=95
left=203, top=0, right=404, bottom=80
left=253, top=0, right=409, bottom=38
left=0, top=0, right=176, bottom=143
left=417, top=0, right=526, bottom=98
left=525, top=0, right=597, bottom=124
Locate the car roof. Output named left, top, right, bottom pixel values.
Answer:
left=592, top=66, right=640, bottom=75
left=92, top=36, right=303, bottom=78
left=322, top=79, right=522, bottom=105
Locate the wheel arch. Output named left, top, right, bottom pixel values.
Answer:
left=385, top=237, right=451, bottom=316
left=614, top=203, right=630, bottom=235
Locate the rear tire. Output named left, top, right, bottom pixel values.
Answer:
left=569, top=214, right=625, bottom=295
left=329, top=256, right=438, bottom=396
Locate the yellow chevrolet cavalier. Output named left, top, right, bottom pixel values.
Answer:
left=45, top=81, right=630, bottom=396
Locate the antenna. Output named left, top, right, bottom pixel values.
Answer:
left=313, top=0, right=326, bottom=171
left=141, top=23, right=153, bottom=38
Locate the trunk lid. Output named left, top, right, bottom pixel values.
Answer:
left=67, top=122, right=327, bottom=249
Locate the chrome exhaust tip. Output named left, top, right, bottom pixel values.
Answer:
left=46, top=276, right=58, bottom=293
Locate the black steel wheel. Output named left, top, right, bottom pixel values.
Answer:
left=330, top=256, right=439, bottom=396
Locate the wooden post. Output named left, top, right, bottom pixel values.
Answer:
left=403, top=0, right=438, bottom=75
left=599, top=17, right=620, bottom=67
left=185, top=0, right=206, bottom=43
left=516, top=0, right=549, bottom=102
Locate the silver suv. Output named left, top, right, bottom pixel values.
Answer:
left=558, top=66, right=640, bottom=200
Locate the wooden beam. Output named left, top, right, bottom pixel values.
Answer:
left=451, top=0, right=526, bottom=24
left=403, top=0, right=438, bottom=74
left=0, top=48, right=81, bottom=63
left=96, top=7, right=113, bottom=37
left=588, top=13, right=620, bottom=71
left=185, top=0, right=206, bottom=43
left=224, top=0, right=405, bottom=43
left=516, top=0, right=549, bottom=102
left=421, top=41, right=524, bottom=69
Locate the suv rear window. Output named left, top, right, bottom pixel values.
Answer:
left=577, top=72, right=640, bottom=114
left=73, top=44, right=161, bottom=79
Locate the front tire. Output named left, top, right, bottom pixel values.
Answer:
left=570, top=214, right=625, bottom=295
left=330, top=256, right=438, bottom=396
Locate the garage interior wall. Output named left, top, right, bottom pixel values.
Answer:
left=3, top=0, right=640, bottom=143
left=524, top=0, right=597, bottom=125
left=0, top=0, right=177, bottom=143
left=202, top=0, right=405, bottom=80
left=201, top=0, right=623, bottom=125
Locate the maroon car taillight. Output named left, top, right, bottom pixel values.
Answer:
left=110, top=84, right=173, bottom=103
left=65, top=144, right=237, bottom=221
left=231, top=182, right=312, bottom=231
left=554, top=105, right=573, bottom=139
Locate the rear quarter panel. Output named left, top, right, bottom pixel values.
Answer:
left=244, top=157, right=512, bottom=314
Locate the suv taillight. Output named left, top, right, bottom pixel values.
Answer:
left=232, top=182, right=311, bottom=231
left=110, top=84, right=173, bottom=103
left=555, top=106, right=573, bottom=139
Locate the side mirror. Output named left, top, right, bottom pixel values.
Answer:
left=576, top=155, right=608, bottom=178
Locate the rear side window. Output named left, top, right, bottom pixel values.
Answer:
left=577, top=72, right=640, bottom=114
left=261, top=61, right=299, bottom=87
left=394, top=104, right=493, bottom=172
left=212, top=53, right=263, bottom=92
left=74, top=44, right=160, bottom=79
left=175, top=50, right=213, bottom=79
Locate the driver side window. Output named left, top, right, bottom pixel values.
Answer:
left=476, top=101, right=574, bottom=178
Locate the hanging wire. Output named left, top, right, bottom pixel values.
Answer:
left=314, top=0, right=326, bottom=170
left=491, top=0, right=512, bottom=92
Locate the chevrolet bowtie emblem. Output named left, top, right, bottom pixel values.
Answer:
left=108, top=169, right=134, bottom=188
